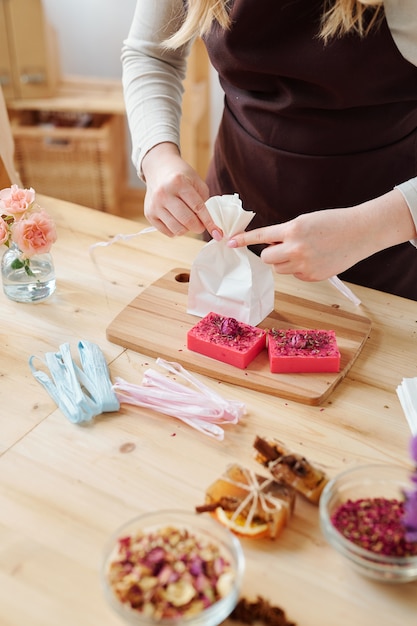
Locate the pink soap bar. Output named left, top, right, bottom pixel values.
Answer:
left=187, top=312, right=267, bottom=369
left=268, top=329, right=341, bottom=373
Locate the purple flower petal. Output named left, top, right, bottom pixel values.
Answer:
left=189, top=556, right=203, bottom=576
left=405, top=530, right=417, bottom=542
left=220, top=317, right=241, bottom=338
left=403, top=493, right=417, bottom=526
left=410, top=436, right=417, bottom=464
left=403, top=436, right=417, bottom=541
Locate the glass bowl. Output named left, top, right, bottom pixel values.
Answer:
left=319, top=464, right=417, bottom=583
left=101, top=509, right=245, bottom=625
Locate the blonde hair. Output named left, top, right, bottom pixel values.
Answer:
left=167, top=1, right=230, bottom=48
left=166, top=0, right=383, bottom=48
left=320, top=0, right=383, bottom=42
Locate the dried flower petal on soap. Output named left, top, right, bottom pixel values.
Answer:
left=220, top=317, right=241, bottom=338
left=267, top=329, right=340, bottom=373
left=209, top=314, right=260, bottom=348
left=187, top=313, right=267, bottom=369
left=270, top=329, right=334, bottom=355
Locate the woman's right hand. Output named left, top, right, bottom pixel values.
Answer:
left=226, top=189, right=417, bottom=281
left=141, top=142, right=222, bottom=239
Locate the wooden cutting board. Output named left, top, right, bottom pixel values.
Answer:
left=106, top=268, right=372, bottom=405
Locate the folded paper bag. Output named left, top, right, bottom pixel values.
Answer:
left=397, top=378, right=417, bottom=435
left=187, top=194, right=275, bottom=326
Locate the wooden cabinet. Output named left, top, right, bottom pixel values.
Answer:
left=7, top=78, right=128, bottom=213
left=5, top=39, right=211, bottom=216
left=181, top=37, right=211, bottom=179
left=11, top=109, right=126, bottom=212
left=0, top=3, right=13, bottom=100
left=0, top=85, right=20, bottom=187
left=0, top=0, right=58, bottom=101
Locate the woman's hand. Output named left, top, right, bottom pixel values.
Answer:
left=227, top=208, right=362, bottom=281
left=141, top=142, right=222, bottom=239
left=227, top=190, right=417, bottom=281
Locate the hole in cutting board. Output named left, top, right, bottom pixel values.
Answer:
left=175, top=272, right=190, bottom=283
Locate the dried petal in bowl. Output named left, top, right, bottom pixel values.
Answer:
left=106, top=525, right=234, bottom=619
left=102, top=511, right=244, bottom=625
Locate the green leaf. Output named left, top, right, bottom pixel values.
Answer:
left=10, top=257, right=35, bottom=277
left=10, top=258, right=25, bottom=270
left=24, top=260, right=35, bottom=277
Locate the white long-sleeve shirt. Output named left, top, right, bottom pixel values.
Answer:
left=121, top=0, right=417, bottom=217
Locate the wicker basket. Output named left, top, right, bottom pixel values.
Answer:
left=11, top=111, right=125, bottom=212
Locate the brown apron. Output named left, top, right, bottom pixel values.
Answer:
left=203, top=0, right=417, bottom=299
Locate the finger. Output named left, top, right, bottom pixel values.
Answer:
left=260, top=242, right=285, bottom=264
left=270, top=258, right=318, bottom=282
left=262, top=245, right=302, bottom=274
left=146, top=215, right=176, bottom=238
left=146, top=197, right=192, bottom=236
left=193, top=200, right=223, bottom=240
left=180, top=182, right=223, bottom=239
left=145, top=189, right=202, bottom=237
left=227, top=225, right=282, bottom=248
left=154, top=177, right=221, bottom=237
left=271, top=261, right=295, bottom=275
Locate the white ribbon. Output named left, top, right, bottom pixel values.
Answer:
left=113, top=358, right=246, bottom=440
left=328, top=275, right=361, bottom=306
left=89, top=224, right=361, bottom=307
left=89, top=226, right=157, bottom=253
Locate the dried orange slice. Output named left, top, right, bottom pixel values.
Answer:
left=198, top=464, right=296, bottom=540
left=213, top=507, right=270, bottom=538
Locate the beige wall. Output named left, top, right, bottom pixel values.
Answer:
left=42, top=0, right=136, bottom=79
left=42, top=1, right=223, bottom=176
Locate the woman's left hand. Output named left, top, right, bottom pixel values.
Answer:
left=226, top=207, right=376, bottom=281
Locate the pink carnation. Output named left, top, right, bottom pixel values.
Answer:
left=0, top=184, right=35, bottom=219
left=0, top=217, right=8, bottom=246
left=12, top=209, right=57, bottom=258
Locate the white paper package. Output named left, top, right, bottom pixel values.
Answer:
left=187, top=194, right=275, bottom=326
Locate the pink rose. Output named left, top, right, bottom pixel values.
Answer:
left=0, top=184, right=35, bottom=219
left=0, top=216, right=9, bottom=246
left=12, top=209, right=57, bottom=258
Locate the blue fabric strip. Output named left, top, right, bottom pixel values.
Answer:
left=29, top=340, right=120, bottom=424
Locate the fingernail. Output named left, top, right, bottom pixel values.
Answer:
left=211, top=229, right=223, bottom=241
left=227, top=238, right=237, bottom=248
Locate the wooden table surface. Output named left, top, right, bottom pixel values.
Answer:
left=1, top=195, right=416, bottom=626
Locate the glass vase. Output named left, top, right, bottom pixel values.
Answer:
left=1, top=243, right=56, bottom=303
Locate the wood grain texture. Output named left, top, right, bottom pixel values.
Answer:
left=106, top=268, right=372, bottom=405
left=2, top=198, right=416, bottom=626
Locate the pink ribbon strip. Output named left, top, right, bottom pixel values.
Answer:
left=113, top=358, right=246, bottom=440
